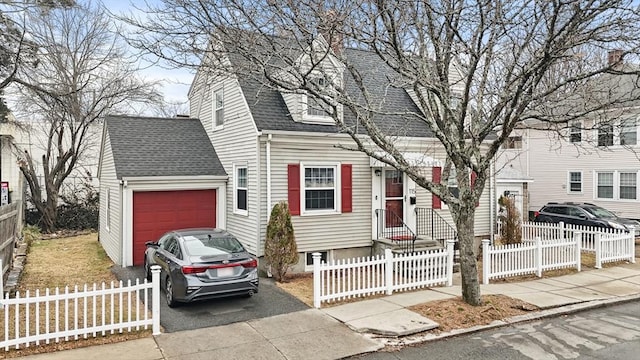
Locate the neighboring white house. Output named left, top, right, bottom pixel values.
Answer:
left=1, top=113, right=101, bottom=210
left=499, top=52, right=640, bottom=221
left=0, top=113, right=25, bottom=208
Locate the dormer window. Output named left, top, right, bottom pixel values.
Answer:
left=213, top=88, right=224, bottom=129
left=302, top=77, right=337, bottom=124
left=307, top=78, right=332, bottom=116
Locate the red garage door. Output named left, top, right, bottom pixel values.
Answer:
left=132, top=189, right=216, bottom=265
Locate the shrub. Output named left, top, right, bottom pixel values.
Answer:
left=264, top=201, right=298, bottom=282
left=498, top=195, right=522, bottom=244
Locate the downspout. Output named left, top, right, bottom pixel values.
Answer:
left=266, top=134, right=272, bottom=216
left=489, top=160, right=495, bottom=243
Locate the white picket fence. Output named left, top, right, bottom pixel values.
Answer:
left=482, top=234, right=582, bottom=284
left=497, top=221, right=635, bottom=260
left=312, top=242, right=455, bottom=308
left=0, top=265, right=161, bottom=351
left=596, top=231, right=636, bottom=267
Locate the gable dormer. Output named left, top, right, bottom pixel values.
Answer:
left=279, top=35, right=344, bottom=125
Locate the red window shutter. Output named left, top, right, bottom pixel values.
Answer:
left=341, top=164, right=352, bottom=213
left=432, top=166, right=442, bottom=209
left=288, top=164, right=301, bottom=216
left=471, top=171, right=479, bottom=207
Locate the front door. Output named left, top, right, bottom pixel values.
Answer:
left=384, top=169, right=404, bottom=229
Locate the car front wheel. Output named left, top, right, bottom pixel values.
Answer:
left=165, top=276, right=178, bottom=308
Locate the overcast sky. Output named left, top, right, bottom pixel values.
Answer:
left=101, top=0, right=194, bottom=107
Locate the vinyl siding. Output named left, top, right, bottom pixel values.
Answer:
left=405, top=147, right=491, bottom=237
left=98, top=130, right=122, bottom=265
left=190, top=75, right=260, bottom=254
left=259, top=135, right=372, bottom=254
left=527, top=127, right=640, bottom=219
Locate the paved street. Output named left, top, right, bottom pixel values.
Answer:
left=111, top=266, right=309, bottom=332
left=352, top=300, right=640, bottom=360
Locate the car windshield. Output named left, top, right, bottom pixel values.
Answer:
left=583, top=206, right=617, bottom=219
left=182, top=234, right=245, bottom=256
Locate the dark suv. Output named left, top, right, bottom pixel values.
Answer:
left=534, top=202, right=639, bottom=233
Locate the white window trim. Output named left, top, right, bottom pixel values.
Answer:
left=301, top=94, right=338, bottom=125
left=619, top=119, right=638, bottom=147
left=233, top=164, right=248, bottom=216
left=300, top=74, right=342, bottom=125
left=300, top=162, right=341, bottom=216
left=105, top=188, right=111, bottom=232
left=618, top=171, right=638, bottom=201
left=593, top=170, right=640, bottom=202
left=568, top=121, right=582, bottom=143
left=213, top=87, right=224, bottom=130
left=304, top=250, right=332, bottom=272
left=567, top=171, right=583, bottom=194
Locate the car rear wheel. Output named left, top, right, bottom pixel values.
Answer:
left=144, top=258, right=151, bottom=281
left=165, top=277, right=178, bottom=308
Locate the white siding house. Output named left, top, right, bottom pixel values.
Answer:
left=187, top=37, right=496, bottom=272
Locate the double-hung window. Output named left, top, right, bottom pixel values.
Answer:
left=569, top=121, right=582, bottom=143
left=447, top=167, right=459, bottom=198
left=306, top=78, right=332, bottom=117
left=620, top=120, right=637, bottom=146
left=504, top=136, right=523, bottom=149
left=105, top=188, right=111, bottom=231
left=619, top=172, right=637, bottom=200
left=213, top=88, right=224, bottom=128
left=596, top=172, right=614, bottom=199
left=303, top=165, right=337, bottom=213
left=597, top=123, right=614, bottom=147
left=234, top=165, right=248, bottom=215
left=568, top=171, right=582, bottom=193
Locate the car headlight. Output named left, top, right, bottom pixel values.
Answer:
left=607, top=221, right=627, bottom=230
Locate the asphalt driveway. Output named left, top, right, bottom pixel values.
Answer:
left=111, top=266, right=309, bottom=333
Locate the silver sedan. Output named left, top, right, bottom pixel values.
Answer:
left=144, top=228, right=259, bottom=307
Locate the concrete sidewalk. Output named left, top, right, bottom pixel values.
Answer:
left=20, top=261, right=640, bottom=360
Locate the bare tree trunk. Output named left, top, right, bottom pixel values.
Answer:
left=453, top=204, right=482, bottom=306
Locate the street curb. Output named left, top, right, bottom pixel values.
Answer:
left=356, top=293, right=640, bottom=351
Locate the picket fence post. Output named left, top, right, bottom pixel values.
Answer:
left=151, top=265, right=161, bottom=335
left=312, top=253, right=321, bottom=309
left=385, top=248, right=393, bottom=295
left=574, top=231, right=582, bottom=272
left=446, top=240, right=455, bottom=286
left=629, top=226, right=636, bottom=264
left=481, top=239, right=490, bottom=285
left=535, top=237, right=542, bottom=277
left=595, top=233, right=602, bottom=269
left=558, top=221, right=565, bottom=240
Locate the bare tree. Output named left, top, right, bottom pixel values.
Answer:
left=12, top=1, right=160, bottom=232
left=123, top=0, right=640, bottom=305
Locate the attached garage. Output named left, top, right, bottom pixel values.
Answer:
left=132, top=189, right=217, bottom=265
left=98, top=115, right=228, bottom=267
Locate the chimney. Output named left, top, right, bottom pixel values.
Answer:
left=608, top=49, right=624, bottom=69
left=318, top=10, right=344, bottom=55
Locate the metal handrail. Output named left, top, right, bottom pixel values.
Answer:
left=375, top=209, right=416, bottom=253
left=415, top=207, right=458, bottom=247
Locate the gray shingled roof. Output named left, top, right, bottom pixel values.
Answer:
left=105, top=115, right=226, bottom=178
left=235, top=47, right=434, bottom=137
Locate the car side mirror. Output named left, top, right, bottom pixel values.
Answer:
left=577, top=213, right=587, bottom=219
left=145, top=241, right=159, bottom=247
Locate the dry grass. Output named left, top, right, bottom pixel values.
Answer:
left=0, top=233, right=150, bottom=359
left=409, top=295, right=537, bottom=333
left=18, top=233, right=116, bottom=291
